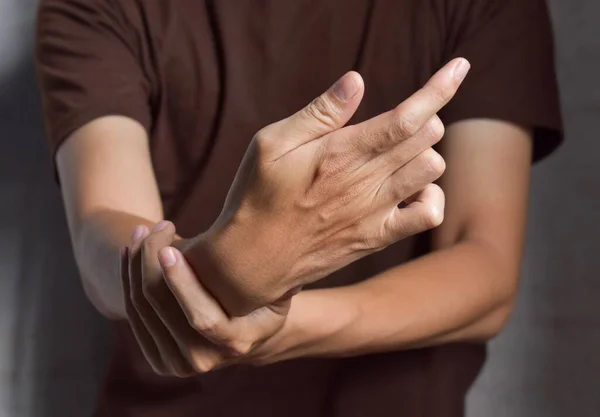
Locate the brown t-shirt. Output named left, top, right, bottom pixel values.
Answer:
left=36, top=0, right=562, bottom=416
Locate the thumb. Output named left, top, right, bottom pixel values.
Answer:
left=261, top=71, right=364, bottom=151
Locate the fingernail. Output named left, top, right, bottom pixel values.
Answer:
left=159, top=247, right=177, bottom=268
left=332, top=72, right=359, bottom=102
left=152, top=220, right=170, bottom=232
left=131, top=225, right=145, bottom=242
left=452, top=58, right=470, bottom=82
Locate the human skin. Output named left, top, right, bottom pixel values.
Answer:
left=58, top=58, right=465, bottom=375
left=118, top=58, right=469, bottom=375
left=120, top=56, right=528, bottom=375
left=180, top=61, right=465, bottom=318
left=126, top=118, right=531, bottom=375
left=247, top=119, right=531, bottom=364
left=56, top=54, right=531, bottom=377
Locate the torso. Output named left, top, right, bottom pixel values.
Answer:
left=96, top=1, right=486, bottom=416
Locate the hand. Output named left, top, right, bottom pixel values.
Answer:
left=121, top=221, right=289, bottom=376
left=187, top=58, right=471, bottom=316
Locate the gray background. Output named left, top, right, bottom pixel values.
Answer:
left=0, top=0, right=598, bottom=416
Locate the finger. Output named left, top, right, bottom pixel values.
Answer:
left=385, top=183, right=445, bottom=241
left=158, top=247, right=232, bottom=346
left=161, top=248, right=286, bottom=362
left=141, top=221, right=200, bottom=326
left=120, top=247, right=166, bottom=375
left=257, top=71, right=365, bottom=156
left=349, top=58, right=469, bottom=154
left=159, top=247, right=236, bottom=372
left=373, top=115, right=445, bottom=174
left=141, top=221, right=178, bottom=291
left=150, top=289, right=225, bottom=375
left=393, top=57, right=469, bottom=134
left=383, top=148, right=446, bottom=206
left=139, top=223, right=221, bottom=374
left=129, top=224, right=191, bottom=377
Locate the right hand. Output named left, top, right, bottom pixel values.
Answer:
left=188, top=58, right=471, bottom=316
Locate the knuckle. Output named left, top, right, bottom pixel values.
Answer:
left=422, top=204, right=444, bottom=229
left=227, top=341, right=252, bottom=357
left=190, top=313, right=219, bottom=336
left=421, top=149, right=446, bottom=177
left=191, top=355, right=214, bottom=374
left=305, top=96, right=339, bottom=129
left=141, top=236, right=157, bottom=255
left=253, top=127, right=270, bottom=144
left=427, top=115, right=445, bottom=140
left=394, top=109, right=420, bottom=138
left=191, top=360, right=209, bottom=374
left=252, top=129, right=274, bottom=156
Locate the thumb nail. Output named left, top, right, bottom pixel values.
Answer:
left=452, top=58, right=470, bottom=82
left=332, top=72, right=360, bottom=102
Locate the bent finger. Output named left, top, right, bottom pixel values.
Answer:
left=385, top=183, right=446, bottom=242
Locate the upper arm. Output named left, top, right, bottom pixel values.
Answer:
left=439, top=0, right=563, bottom=161
left=433, top=120, right=532, bottom=275
left=431, top=0, right=563, bottom=270
left=36, top=0, right=162, bottom=232
left=56, top=116, right=163, bottom=234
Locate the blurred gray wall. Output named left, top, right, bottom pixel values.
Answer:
left=467, top=1, right=600, bottom=415
left=0, top=1, right=597, bottom=416
left=0, top=1, right=112, bottom=416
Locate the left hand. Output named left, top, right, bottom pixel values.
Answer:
left=122, top=221, right=293, bottom=376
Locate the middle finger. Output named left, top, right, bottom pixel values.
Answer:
left=338, top=57, right=469, bottom=159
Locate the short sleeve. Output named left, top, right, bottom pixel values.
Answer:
left=35, top=0, right=152, bottom=159
left=439, top=0, right=563, bottom=161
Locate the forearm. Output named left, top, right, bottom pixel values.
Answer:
left=72, top=209, right=159, bottom=320
left=260, top=239, right=516, bottom=362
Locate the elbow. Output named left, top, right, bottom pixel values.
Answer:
left=484, top=265, right=521, bottom=340
left=79, top=275, right=125, bottom=321
left=473, top=287, right=518, bottom=342
left=71, top=218, right=127, bottom=321
left=468, top=267, right=520, bottom=343
left=476, top=302, right=515, bottom=342
left=473, top=240, right=521, bottom=342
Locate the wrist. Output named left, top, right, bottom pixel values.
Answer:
left=181, top=229, right=251, bottom=316
left=187, top=212, right=298, bottom=316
